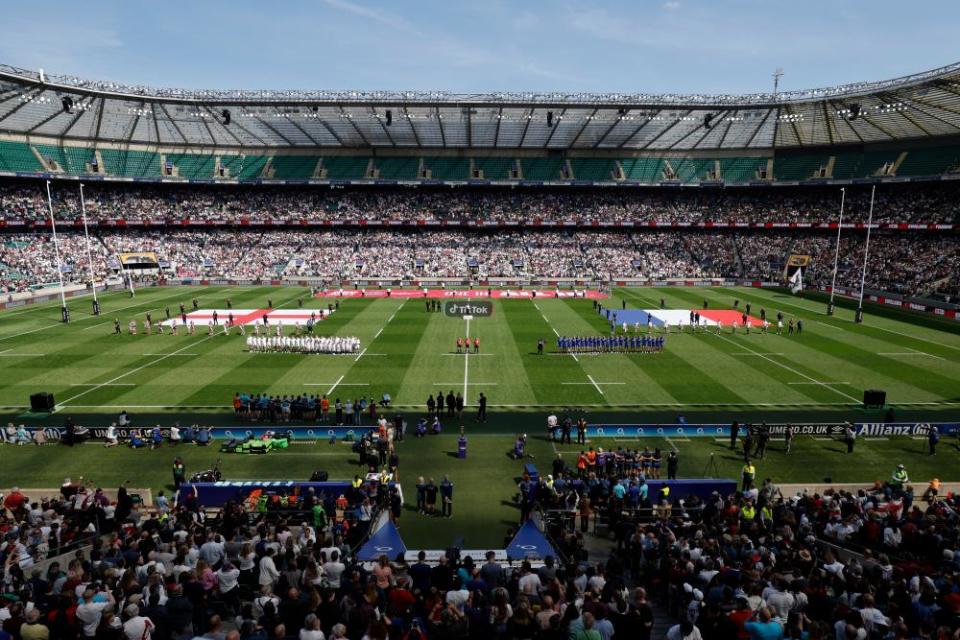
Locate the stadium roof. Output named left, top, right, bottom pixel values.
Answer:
left=2, top=61, right=960, bottom=151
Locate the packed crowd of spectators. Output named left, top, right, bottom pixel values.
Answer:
left=4, top=227, right=959, bottom=299
left=3, top=182, right=960, bottom=225
left=514, top=432, right=960, bottom=639
left=4, top=417, right=960, bottom=640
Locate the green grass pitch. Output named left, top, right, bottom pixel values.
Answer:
left=2, top=284, right=960, bottom=548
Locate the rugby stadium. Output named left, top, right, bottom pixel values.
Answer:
left=2, top=21, right=960, bottom=640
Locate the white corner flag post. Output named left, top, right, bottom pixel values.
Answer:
left=45, top=181, right=70, bottom=323
left=855, top=185, right=876, bottom=324
left=79, top=183, right=100, bottom=315
left=827, top=187, right=845, bottom=316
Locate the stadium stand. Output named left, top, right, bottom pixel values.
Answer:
left=375, top=156, right=419, bottom=180
left=424, top=156, right=471, bottom=180
left=99, top=148, right=162, bottom=177
left=620, top=157, right=666, bottom=182
left=473, top=156, right=516, bottom=180
left=772, top=153, right=830, bottom=180
left=322, top=156, right=369, bottom=179
left=718, top=157, right=768, bottom=182
left=219, top=154, right=270, bottom=180
left=521, top=157, right=565, bottom=180
left=167, top=153, right=217, bottom=179
left=35, top=144, right=96, bottom=174
left=269, top=155, right=319, bottom=179
left=569, top=158, right=618, bottom=181
left=896, top=145, right=960, bottom=177
left=0, top=141, right=43, bottom=173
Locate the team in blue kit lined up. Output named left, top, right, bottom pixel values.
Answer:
left=557, top=334, right=664, bottom=353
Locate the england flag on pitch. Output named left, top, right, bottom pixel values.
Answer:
left=790, top=268, right=804, bottom=294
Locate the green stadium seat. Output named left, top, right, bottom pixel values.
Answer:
left=569, top=158, right=617, bottom=181
left=167, top=153, right=217, bottom=179
left=473, top=157, right=516, bottom=180
left=424, top=157, right=470, bottom=180
left=322, top=157, right=369, bottom=180
left=620, top=157, right=665, bottom=182
left=719, top=157, right=768, bottom=182
left=773, top=154, right=829, bottom=181
left=521, top=157, right=564, bottom=180
left=269, top=156, right=321, bottom=179
left=219, top=155, right=269, bottom=180
left=99, top=149, right=162, bottom=177
left=896, top=146, right=960, bottom=177
left=376, top=157, right=419, bottom=180
left=0, top=141, right=44, bottom=173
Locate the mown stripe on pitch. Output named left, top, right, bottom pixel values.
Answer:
left=178, top=288, right=361, bottom=405
left=612, top=290, right=792, bottom=404
left=626, top=287, right=860, bottom=406
left=51, top=286, right=292, bottom=409
left=717, top=286, right=960, bottom=358
left=562, top=296, right=750, bottom=406
left=500, top=299, right=602, bottom=406
left=0, top=286, right=239, bottom=400
left=703, top=286, right=959, bottom=400
left=339, top=300, right=422, bottom=403
left=545, top=296, right=684, bottom=405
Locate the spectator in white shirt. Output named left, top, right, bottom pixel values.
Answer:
left=258, top=549, right=281, bottom=587
left=517, top=562, right=542, bottom=595
left=76, top=589, right=115, bottom=638
left=300, top=614, right=325, bottom=640
left=122, top=604, right=154, bottom=640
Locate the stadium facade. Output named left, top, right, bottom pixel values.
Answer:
left=0, top=62, right=959, bottom=185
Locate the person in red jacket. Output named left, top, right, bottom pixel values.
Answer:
left=473, top=337, right=480, bottom=353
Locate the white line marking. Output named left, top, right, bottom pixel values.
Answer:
left=878, top=350, right=945, bottom=360
left=865, top=323, right=960, bottom=353
left=326, top=375, right=345, bottom=395
left=815, top=322, right=844, bottom=331
left=906, top=346, right=946, bottom=360
left=0, top=353, right=45, bottom=357
left=304, top=382, right=368, bottom=387
left=442, top=353, right=495, bottom=356
left=374, top=328, right=383, bottom=338
left=788, top=381, right=851, bottom=386
left=710, top=332, right=861, bottom=403
left=54, top=334, right=218, bottom=410
left=141, top=353, right=198, bottom=356
left=463, top=316, right=471, bottom=401
left=733, top=352, right=786, bottom=356
left=738, top=290, right=960, bottom=353
left=354, top=347, right=368, bottom=362
left=435, top=382, right=498, bottom=386
left=587, top=374, right=605, bottom=396
left=665, top=436, right=679, bottom=452
left=561, top=382, right=626, bottom=385
left=69, top=383, right=136, bottom=387
left=0, top=324, right=62, bottom=342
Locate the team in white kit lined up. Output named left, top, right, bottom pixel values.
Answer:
left=246, top=335, right=361, bottom=354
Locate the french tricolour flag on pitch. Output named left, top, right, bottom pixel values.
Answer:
left=606, top=309, right=764, bottom=327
